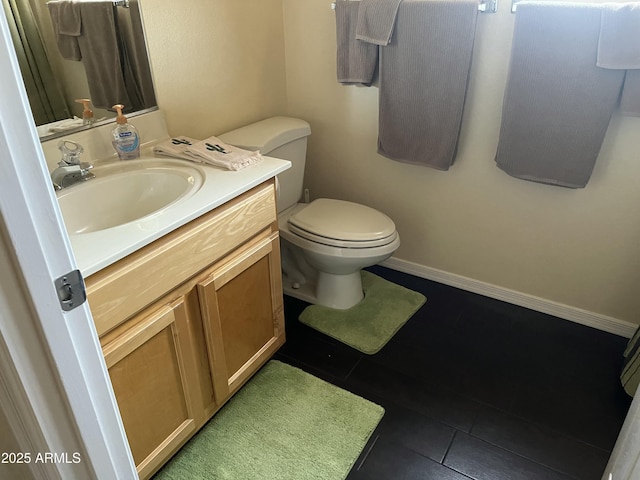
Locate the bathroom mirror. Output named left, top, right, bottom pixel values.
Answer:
left=3, top=0, right=157, bottom=141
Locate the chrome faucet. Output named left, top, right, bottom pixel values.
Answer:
left=51, top=140, right=94, bottom=190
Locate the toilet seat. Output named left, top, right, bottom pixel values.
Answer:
left=287, top=199, right=397, bottom=248
left=288, top=223, right=398, bottom=248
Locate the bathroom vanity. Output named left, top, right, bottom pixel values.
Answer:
left=87, top=179, right=284, bottom=478
left=42, top=111, right=291, bottom=479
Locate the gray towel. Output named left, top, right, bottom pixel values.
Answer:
left=355, top=0, right=403, bottom=46
left=495, top=2, right=625, bottom=188
left=621, top=326, right=640, bottom=397
left=597, top=2, right=640, bottom=116
left=118, top=0, right=157, bottom=109
left=75, top=1, right=133, bottom=110
left=335, top=1, right=378, bottom=85
left=377, top=0, right=478, bottom=170
left=47, top=0, right=82, bottom=61
left=597, top=2, right=640, bottom=69
left=621, top=70, right=640, bottom=117
left=47, top=1, right=150, bottom=111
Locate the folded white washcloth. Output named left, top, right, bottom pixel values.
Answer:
left=185, top=136, right=263, bottom=171
left=153, top=136, right=200, bottom=161
left=48, top=116, right=83, bottom=132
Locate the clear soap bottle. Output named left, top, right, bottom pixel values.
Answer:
left=111, top=104, right=140, bottom=160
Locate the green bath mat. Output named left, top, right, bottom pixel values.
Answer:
left=299, top=271, right=426, bottom=354
left=153, top=360, right=384, bottom=480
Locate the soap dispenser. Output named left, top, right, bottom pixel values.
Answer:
left=75, top=98, right=94, bottom=126
left=111, top=104, right=140, bottom=160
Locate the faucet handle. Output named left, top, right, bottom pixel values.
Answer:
left=78, top=162, right=94, bottom=175
left=57, top=140, right=84, bottom=165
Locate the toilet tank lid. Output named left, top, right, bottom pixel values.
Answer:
left=217, top=116, right=311, bottom=155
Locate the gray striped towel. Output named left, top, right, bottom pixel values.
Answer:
left=336, top=1, right=378, bottom=85
left=495, top=2, right=625, bottom=188
left=621, top=70, right=640, bottom=117
left=597, top=2, right=640, bottom=117
left=622, top=326, right=640, bottom=396
left=597, top=2, right=640, bottom=70
left=355, top=0, right=403, bottom=45
left=377, top=0, right=478, bottom=170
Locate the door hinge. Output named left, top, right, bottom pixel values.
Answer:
left=54, top=270, right=86, bottom=312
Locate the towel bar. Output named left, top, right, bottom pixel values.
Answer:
left=330, top=0, right=498, bottom=13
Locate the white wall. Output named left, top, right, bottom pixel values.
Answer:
left=282, top=0, right=640, bottom=327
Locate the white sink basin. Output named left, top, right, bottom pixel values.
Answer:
left=57, top=158, right=205, bottom=234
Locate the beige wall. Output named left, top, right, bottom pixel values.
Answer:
left=140, top=0, right=640, bottom=326
left=140, top=0, right=288, bottom=139
left=282, top=0, right=640, bottom=325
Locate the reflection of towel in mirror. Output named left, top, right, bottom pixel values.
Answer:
left=117, top=0, right=157, bottom=109
left=76, top=1, right=134, bottom=110
left=47, top=116, right=83, bottom=132
left=185, top=137, right=263, bottom=171
left=47, top=0, right=81, bottom=60
left=47, top=115, right=107, bottom=133
left=46, top=0, right=145, bottom=111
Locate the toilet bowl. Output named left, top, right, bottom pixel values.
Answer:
left=218, top=117, right=400, bottom=309
left=279, top=199, right=400, bottom=309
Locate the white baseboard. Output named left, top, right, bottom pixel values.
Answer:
left=381, top=257, right=638, bottom=339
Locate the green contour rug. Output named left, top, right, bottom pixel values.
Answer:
left=153, top=360, right=384, bottom=480
left=299, top=271, right=427, bottom=354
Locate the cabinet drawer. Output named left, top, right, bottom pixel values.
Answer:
left=86, top=180, right=277, bottom=337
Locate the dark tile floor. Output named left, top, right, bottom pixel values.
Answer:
left=273, top=265, right=633, bottom=480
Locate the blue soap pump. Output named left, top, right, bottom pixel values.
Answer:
left=111, top=104, right=140, bottom=160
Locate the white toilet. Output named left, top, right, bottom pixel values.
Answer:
left=219, top=117, right=400, bottom=310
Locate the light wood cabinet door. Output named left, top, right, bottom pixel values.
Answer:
left=197, top=230, right=285, bottom=403
left=101, top=296, right=201, bottom=480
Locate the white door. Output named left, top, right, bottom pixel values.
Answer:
left=0, top=7, right=136, bottom=480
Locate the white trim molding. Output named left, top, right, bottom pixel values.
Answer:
left=382, top=257, right=638, bottom=339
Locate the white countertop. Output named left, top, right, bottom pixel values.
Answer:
left=66, top=154, right=290, bottom=277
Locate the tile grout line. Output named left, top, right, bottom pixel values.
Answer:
left=354, top=434, right=379, bottom=471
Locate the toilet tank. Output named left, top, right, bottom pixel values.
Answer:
left=218, top=117, right=311, bottom=212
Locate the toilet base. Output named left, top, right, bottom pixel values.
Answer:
left=282, top=271, right=364, bottom=310
left=316, top=271, right=363, bottom=309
